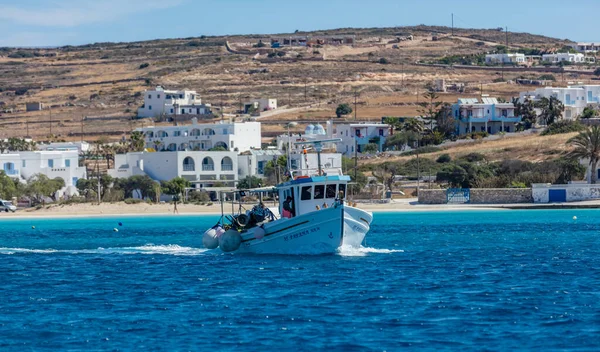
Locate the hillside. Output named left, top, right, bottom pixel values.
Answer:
left=0, top=25, right=583, bottom=145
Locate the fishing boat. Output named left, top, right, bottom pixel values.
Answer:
left=202, top=139, right=373, bottom=254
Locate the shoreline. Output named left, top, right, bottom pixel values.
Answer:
left=0, top=199, right=598, bottom=220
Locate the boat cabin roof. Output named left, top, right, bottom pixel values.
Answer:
left=277, top=175, right=350, bottom=189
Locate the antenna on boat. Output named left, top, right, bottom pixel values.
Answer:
left=294, top=138, right=341, bottom=175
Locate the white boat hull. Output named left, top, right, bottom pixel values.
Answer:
left=342, top=206, right=373, bottom=247
left=236, top=205, right=345, bottom=254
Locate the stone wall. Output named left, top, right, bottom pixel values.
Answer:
left=418, top=188, right=533, bottom=204
left=418, top=189, right=447, bottom=204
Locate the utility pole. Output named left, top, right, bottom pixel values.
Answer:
left=81, top=116, right=84, bottom=143
left=304, top=80, right=307, bottom=103
left=220, top=90, right=224, bottom=122
left=49, top=106, right=52, bottom=136
left=353, top=89, right=359, bottom=121
left=354, top=138, right=358, bottom=181
left=401, top=63, right=405, bottom=88
left=505, top=26, right=508, bottom=47
left=451, top=13, right=454, bottom=36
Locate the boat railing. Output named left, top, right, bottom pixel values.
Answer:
left=291, top=167, right=343, bottom=179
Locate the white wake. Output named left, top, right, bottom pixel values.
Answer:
left=0, top=244, right=208, bottom=256
left=337, top=245, right=404, bottom=257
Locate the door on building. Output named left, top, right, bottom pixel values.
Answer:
left=548, top=189, right=567, bottom=203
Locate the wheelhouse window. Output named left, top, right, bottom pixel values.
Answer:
left=314, top=185, right=324, bottom=199
left=339, top=184, right=346, bottom=198
left=326, top=185, right=337, bottom=198
left=301, top=186, right=312, bottom=201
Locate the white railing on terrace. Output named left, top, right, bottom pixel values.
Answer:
left=221, top=164, right=233, bottom=171
left=202, top=164, right=214, bottom=171
left=183, top=165, right=195, bottom=171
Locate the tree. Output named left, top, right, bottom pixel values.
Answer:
left=161, top=177, right=190, bottom=211
left=363, top=143, right=379, bottom=154
left=128, top=131, right=145, bottom=152
left=336, top=103, right=353, bottom=118
left=537, top=97, right=564, bottom=126
left=26, top=174, right=65, bottom=204
left=594, top=67, right=600, bottom=77
left=418, top=91, right=442, bottom=132
left=208, top=146, right=227, bottom=151
left=384, top=131, right=419, bottom=151
left=263, top=156, right=288, bottom=185
left=513, top=97, right=537, bottom=129
left=238, top=176, right=262, bottom=189
left=402, top=118, right=425, bottom=134
left=581, top=106, right=598, bottom=119
left=0, top=171, right=17, bottom=200
left=567, top=126, right=600, bottom=184
left=378, top=58, right=389, bottom=64
left=435, top=103, right=455, bottom=137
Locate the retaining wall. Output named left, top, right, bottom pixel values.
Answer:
left=418, top=188, right=533, bottom=204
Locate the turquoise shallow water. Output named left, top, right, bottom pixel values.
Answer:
left=1, top=210, right=600, bottom=351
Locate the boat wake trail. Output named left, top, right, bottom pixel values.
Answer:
left=0, top=245, right=208, bottom=256
left=338, top=245, right=404, bottom=257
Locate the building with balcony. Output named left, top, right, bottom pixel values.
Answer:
left=452, top=98, right=522, bottom=135
left=136, top=118, right=261, bottom=153
left=137, top=86, right=212, bottom=119
left=485, top=53, right=526, bottom=65
left=36, top=141, right=91, bottom=153
left=0, top=151, right=86, bottom=187
left=237, top=149, right=342, bottom=179
left=519, top=85, right=600, bottom=120
left=244, top=98, right=277, bottom=113
left=108, top=151, right=238, bottom=188
left=570, top=42, right=600, bottom=54
left=276, top=120, right=390, bottom=155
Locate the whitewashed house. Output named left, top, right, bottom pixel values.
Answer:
left=452, top=98, right=522, bottom=135
left=37, top=141, right=91, bottom=153
left=542, top=53, right=585, bottom=63
left=237, top=149, right=342, bottom=178
left=108, top=151, right=238, bottom=188
left=519, top=85, right=600, bottom=120
left=485, top=53, right=526, bottom=65
left=136, top=118, right=261, bottom=153
left=276, top=121, right=390, bottom=155
left=137, top=86, right=211, bottom=118
left=570, top=42, right=600, bottom=53
left=244, top=98, right=277, bottom=113
left=0, top=151, right=86, bottom=188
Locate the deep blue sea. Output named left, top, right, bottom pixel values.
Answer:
left=1, top=210, right=600, bottom=351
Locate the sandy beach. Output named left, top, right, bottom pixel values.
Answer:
left=1, top=198, right=598, bottom=219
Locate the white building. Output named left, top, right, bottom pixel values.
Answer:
left=277, top=121, right=390, bottom=156
left=136, top=118, right=261, bottom=153
left=485, top=53, right=526, bottom=65
left=570, top=42, right=600, bottom=53
left=0, top=151, right=86, bottom=187
left=237, top=149, right=342, bottom=178
left=37, top=141, right=91, bottom=154
left=108, top=151, right=238, bottom=188
left=244, top=98, right=277, bottom=113
left=520, top=85, right=600, bottom=120
left=137, top=86, right=211, bottom=118
left=542, top=53, right=585, bottom=63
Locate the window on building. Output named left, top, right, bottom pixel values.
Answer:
left=166, top=95, right=171, bottom=99
left=157, top=94, right=161, bottom=99
left=301, top=186, right=312, bottom=200
left=174, top=131, right=181, bottom=137
left=22, top=160, right=26, bottom=167
left=314, top=185, right=324, bottom=199
left=566, top=110, right=572, bottom=118
left=148, top=95, right=152, bottom=99
left=502, top=109, right=508, bottom=117
left=467, top=110, right=473, bottom=117
left=149, top=105, right=152, bottom=110
left=48, top=159, right=54, bottom=168
left=65, top=159, right=71, bottom=167
left=379, top=129, right=384, bottom=136
left=180, top=94, right=184, bottom=99
left=170, top=109, right=174, bottom=113
left=326, top=185, right=336, bottom=199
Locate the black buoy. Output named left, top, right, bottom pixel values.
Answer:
left=118, top=222, right=123, bottom=227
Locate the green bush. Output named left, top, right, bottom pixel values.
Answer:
left=378, top=58, right=390, bottom=64
left=538, top=74, right=556, bottom=81
left=541, top=121, right=585, bottom=136
left=436, top=154, right=452, bottom=163
left=139, top=63, right=150, bottom=69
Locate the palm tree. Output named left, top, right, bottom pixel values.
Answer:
left=129, top=131, right=145, bottom=152
left=537, top=97, right=564, bottom=126
left=567, top=126, right=600, bottom=184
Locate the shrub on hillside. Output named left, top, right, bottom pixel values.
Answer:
left=436, top=154, right=452, bottom=163
left=379, top=58, right=390, bottom=64
left=540, top=120, right=585, bottom=136
left=139, top=63, right=150, bottom=69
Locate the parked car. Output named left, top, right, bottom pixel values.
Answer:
left=0, top=200, right=17, bottom=212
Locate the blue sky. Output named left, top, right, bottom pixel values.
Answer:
left=0, top=0, right=597, bottom=47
